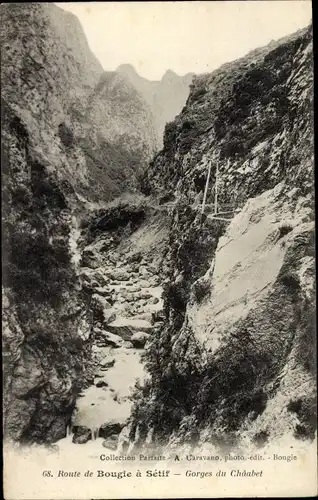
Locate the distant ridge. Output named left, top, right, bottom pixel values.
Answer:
left=117, top=64, right=194, bottom=146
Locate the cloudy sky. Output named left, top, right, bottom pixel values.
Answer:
left=57, top=1, right=312, bottom=80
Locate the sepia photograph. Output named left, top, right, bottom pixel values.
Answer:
left=1, top=1, right=316, bottom=498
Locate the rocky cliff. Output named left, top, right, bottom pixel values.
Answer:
left=1, top=2, right=157, bottom=444
left=1, top=3, right=157, bottom=204
left=2, top=95, right=95, bottom=443
left=117, top=64, right=194, bottom=148
left=128, top=25, right=315, bottom=454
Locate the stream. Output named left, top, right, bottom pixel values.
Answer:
left=65, top=213, right=164, bottom=452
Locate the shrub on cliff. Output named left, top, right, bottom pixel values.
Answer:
left=192, top=276, right=211, bottom=302
left=3, top=217, right=75, bottom=307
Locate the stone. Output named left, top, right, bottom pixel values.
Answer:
left=103, top=309, right=117, bottom=325
left=108, top=253, right=120, bottom=265
left=95, top=380, right=108, bottom=388
left=122, top=340, right=133, bottom=348
left=92, top=270, right=109, bottom=286
left=99, top=422, right=125, bottom=439
left=139, top=265, right=149, bottom=276
left=139, top=280, right=151, bottom=288
left=107, top=318, right=153, bottom=340
left=91, top=294, right=116, bottom=325
left=97, top=331, right=123, bottom=348
left=112, top=270, right=130, bottom=281
left=100, top=358, right=116, bottom=369
left=94, top=286, right=111, bottom=297
left=92, top=294, right=112, bottom=311
left=131, top=331, right=150, bottom=348
left=127, top=252, right=142, bottom=264
left=133, top=312, right=153, bottom=323
left=72, top=426, right=92, bottom=444
left=102, top=435, right=119, bottom=450
left=150, top=297, right=160, bottom=304
left=81, top=248, right=103, bottom=268
left=124, top=295, right=135, bottom=303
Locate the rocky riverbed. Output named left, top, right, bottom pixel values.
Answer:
left=66, top=225, right=165, bottom=450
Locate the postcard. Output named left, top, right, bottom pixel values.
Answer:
left=2, top=1, right=316, bottom=498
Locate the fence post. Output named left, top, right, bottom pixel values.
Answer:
left=214, top=160, right=219, bottom=215
left=201, top=159, right=212, bottom=216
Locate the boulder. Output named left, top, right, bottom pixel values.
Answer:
left=127, top=252, right=142, bottom=264
left=81, top=248, right=103, bottom=269
left=104, top=269, right=116, bottom=280
left=131, top=331, right=150, bottom=348
left=99, top=422, right=125, bottom=439
left=72, top=426, right=91, bottom=444
left=103, top=309, right=117, bottom=325
left=92, top=294, right=112, bottom=311
left=93, top=270, right=109, bottom=286
left=97, top=331, right=123, bottom=348
left=147, top=263, right=158, bottom=273
left=102, top=435, right=119, bottom=450
left=91, top=294, right=116, bottom=325
left=107, top=318, right=152, bottom=340
left=139, top=280, right=151, bottom=288
left=133, top=312, right=153, bottom=323
left=94, top=286, right=111, bottom=297
left=80, top=268, right=103, bottom=289
left=100, top=358, right=116, bottom=369
left=112, top=270, right=130, bottom=281
left=96, top=341, right=108, bottom=348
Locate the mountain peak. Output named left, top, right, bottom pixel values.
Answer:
left=161, top=69, right=178, bottom=82
left=116, top=64, right=138, bottom=76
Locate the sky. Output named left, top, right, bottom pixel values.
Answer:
left=56, top=1, right=312, bottom=81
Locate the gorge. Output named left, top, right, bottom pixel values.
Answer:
left=1, top=2, right=315, bottom=461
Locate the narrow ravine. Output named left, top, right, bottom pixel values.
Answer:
left=62, top=212, right=165, bottom=451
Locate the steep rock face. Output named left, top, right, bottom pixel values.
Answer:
left=129, top=25, right=315, bottom=453
left=117, top=64, right=194, bottom=147
left=1, top=3, right=157, bottom=204
left=1, top=3, right=98, bottom=444
left=141, top=26, right=313, bottom=203
left=2, top=101, right=94, bottom=443
left=78, top=70, right=158, bottom=195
